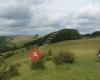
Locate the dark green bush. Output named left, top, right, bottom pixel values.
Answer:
left=9, top=65, right=20, bottom=77
left=48, top=50, right=53, bottom=56
left=52, top=51, right=75, bottom=65
left=45, top=50, right=53, bottom=61
left=31, top=57, right=45, bottom=70
left=3, top=52, right=16, bottom=58
left=0, top=65, right=20, bottom=80
left=15, top=63, right=21, bottom=67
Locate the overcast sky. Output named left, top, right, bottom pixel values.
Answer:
left=0, top=0, right=100, bottom=35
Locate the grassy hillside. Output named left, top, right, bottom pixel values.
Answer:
left=4, top=38, right=100, bottom=80
left=0, top=36, right=36, bottom=54
left=9, top=36, right=35, bottom=47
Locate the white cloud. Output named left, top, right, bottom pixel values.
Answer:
left=77, top=3, right=100, bottom=20
left=0, top=0, right=100, bottom=35
left=73, top=3, right=100, bottom=33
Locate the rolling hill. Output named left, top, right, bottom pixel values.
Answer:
left=0, top=36, right=36, bottom=54
left=3, top=37, right=100, bottom=80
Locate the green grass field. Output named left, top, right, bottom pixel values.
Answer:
left=5, top=38, right=100, bottom=80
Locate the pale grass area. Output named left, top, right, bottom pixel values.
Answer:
left=10, top=36, right=35, bottom=46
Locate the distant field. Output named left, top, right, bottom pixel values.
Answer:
left=5, top=38, right=100, bottom=80
left=9, top=36, right=35, bottom=47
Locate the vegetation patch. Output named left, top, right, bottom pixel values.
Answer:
left=52, top=51, right=75, bottom=65
left=30, top=56, right=45, bottom=70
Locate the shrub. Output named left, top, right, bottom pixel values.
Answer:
left=3, top=52, right=15, bottom=58
left=45, top=50, right=53, bottom=61
left=48, top=50, right=53, bottom=56
left=15, top=63, right=21, bottom=67
left=0, top=65, right=20, bottom=80
left=31, top=57, right=45, bottom=70
left=9, top=65, right=20, bottom=77
left=52, top=51, right=75, bottom=65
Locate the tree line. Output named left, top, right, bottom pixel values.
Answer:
left=24, top=29, right=81, bottom=47
left=0, top=36, right=17, bottom=54
left=83, top=31, right=100, bottom=38
left=0, top=29, right=100, bottom=54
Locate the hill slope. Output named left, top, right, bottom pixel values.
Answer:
left=0, top=36, right=36, bottom=54
left=4, top=38, right=100, bottom=80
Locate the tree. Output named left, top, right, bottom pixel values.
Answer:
left=34, top=34, right=39, bottom=39
left=0, top=37, right=18, bottom=54
left=51, top=29, right=81, bottom=43
left=92, top=31, right=100, bottom=37
left=24, top=29, right=81, bottom=47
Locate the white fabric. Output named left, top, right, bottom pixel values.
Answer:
left=98, top=54, right=100, bottom=57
